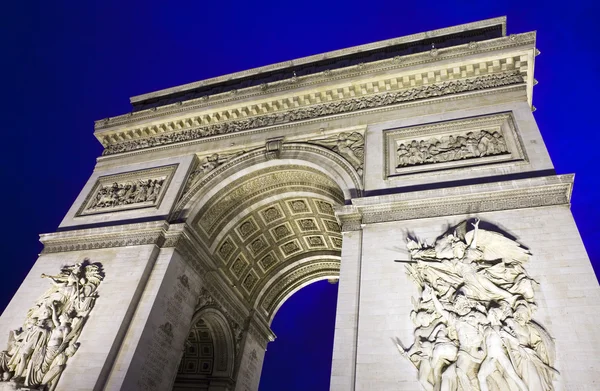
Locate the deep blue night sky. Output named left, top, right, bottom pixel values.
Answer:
left=1, top=2, right=599, bottom=390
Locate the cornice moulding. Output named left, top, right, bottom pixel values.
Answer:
left=39, top=221, right=197, bottom=254
left=339, top=174, right=573, bottom=226
left=96, top=84, right=527, bottom=166
left=128, top=17, right=507, bottom=104
left=98, top=70, right=527, bottom=156
left=94, top=31, right=534, bottom=134
left=335, top=205, right=363, bottom=232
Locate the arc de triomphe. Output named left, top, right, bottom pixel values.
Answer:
left=1, top=17, right=599, bottom=391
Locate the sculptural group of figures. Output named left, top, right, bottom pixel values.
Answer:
left=0, top=262, right=104, bottom=390
left=183, top=131, right=365, bottom=192
left=186, top=150, right=246, bottom=191
left=395, top=220, right=557, bottom=391
left=89, top=178, right=164, bottom=209
left=396, top=130, right=508, bottom=168
left=310, top=131, right=365, bottom=176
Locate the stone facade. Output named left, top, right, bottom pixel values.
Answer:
left=1, top=16, right=599, bottom=391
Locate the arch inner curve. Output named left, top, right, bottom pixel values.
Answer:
left=187, top=163, right=344, bottom=321
left=173, top=310, right=236, bottom=390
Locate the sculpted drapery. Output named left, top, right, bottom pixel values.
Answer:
left=395, top=220, right=557, bottom=391
left=0, top=261, right=104, bottom=390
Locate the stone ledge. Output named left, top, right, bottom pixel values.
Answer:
left=336, top=174, right=573, bottom=228
left=39, top=221, right=186, bottom=254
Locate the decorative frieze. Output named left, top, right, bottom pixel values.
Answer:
left=77, top=165, right=177, bottom=216
left=38, top=221, right=199, bottom=255
left=102, top=71, right=524, bottom=155
left=384, top=113, right=526, bottom=178
left=39, top=221, right=169, bottom=254
left=42, top=232, right=164, bottom=254
left=396, top=129, right=508, bottom=167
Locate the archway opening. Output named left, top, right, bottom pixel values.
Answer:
left=177, top=156, right=358, bottom=390
left=258, top=280, right=339, bottom=391
left=182, top=163, right=345, bottom=322
left=173, top=311, right=236, bottom=391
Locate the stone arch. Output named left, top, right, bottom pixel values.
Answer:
left=172, top=142, right=363, bottom=222
left=173, top=307, right=236, bottom=390
left=174, top=144, right=351, bottom=387
left=179, top=160, right=345, bottom=312
left=254, top=254, right=340, bottom=323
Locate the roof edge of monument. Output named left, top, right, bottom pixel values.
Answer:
left=128, top=17, right=506, bottom=105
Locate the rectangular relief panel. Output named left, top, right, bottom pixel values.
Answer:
left=77, top=164, right=178, bottom=216
left=384, top=113, right=527, bottom=179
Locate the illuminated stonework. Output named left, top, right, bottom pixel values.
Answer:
left=0, top=262, right=104, bottom=390
left=395, top=220, right=557, bottom=391
left=209, top=194, right=342, bottom=306
left=78, top=165, right=176, bottom=215
left=2, top=17, right=598, bottom=391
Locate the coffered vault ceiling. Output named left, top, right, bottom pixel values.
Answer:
left=189, top=165, right=344, bottom=320
left=215, top=196, right=342, bottom=297
left=177, top=319, right=214, bottom=377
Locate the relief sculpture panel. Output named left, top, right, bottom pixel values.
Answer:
left=394, top=220, right=557, bottom=391
left=396, top=129, right=508, bottom=167
left=180, top=150, right=245, bottom=198
left=0, top=261, right=104, bottom=390
left=78, top=165, right=177, bottom=215
left=384, top=113, right=526, bottom=178
left=306, top=131, right=365, bottom=176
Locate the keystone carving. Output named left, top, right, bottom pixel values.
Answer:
left=0, top=261, right=104, bottom=390
left=265, top=138, right=283, bottom=160
left=394, top=220, right=557, bottom=391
